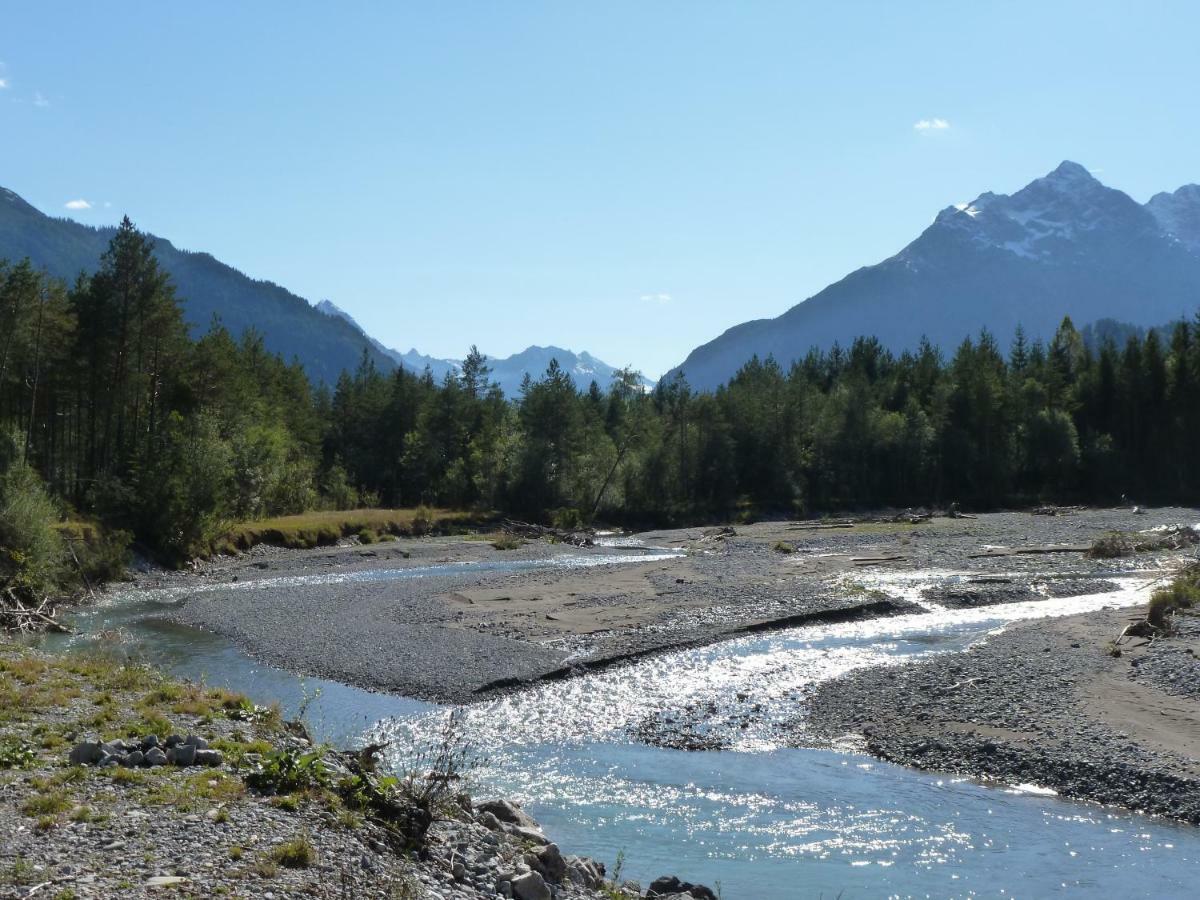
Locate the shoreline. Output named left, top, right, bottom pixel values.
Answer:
left=154, top=507, right=1198, bottom=704
left=800, top=603, right=1200, bottom=825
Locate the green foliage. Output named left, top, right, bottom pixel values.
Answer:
left=0, top=436, right=64, bottom=597
left=1148, top=565, right=1200, bottom=629
left=244, top=746, right=329, bottom=795
left=0, top=735, right=36, bottom=769
left=268, top=835, right=316, bottom=869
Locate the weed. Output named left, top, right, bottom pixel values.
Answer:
left=245, top=746, right=328, bottom=795
left=269, top=835, right=316, bottom=869
left=772, top=541, right=795, bottom=554
left=0, top=736, right=36, bottom=769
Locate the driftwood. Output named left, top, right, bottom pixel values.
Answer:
left=788, top=522, right=855, bottom=531
left=968, top=545, right=1089, bottom=558
left=1031, top=504, right=1087, bottom=516
left=0, top=586, right=71, bottom=634
left=501, top=519, right=595, bottom=547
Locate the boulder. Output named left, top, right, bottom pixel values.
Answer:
left=534, top=843, right=567, bottom=882
left=167, top=743, right=196, bottom=766
left=565, top=856, right=605, bottom=889
left=194, top=749, right=224, bottom=767
left=648, top=876, right=718, bottom=900
left=122, top=751, right=145, bottom=768
left=164, top=734, right=184, bottom=749
left=476, top=798, right=540, bottom=831
left=140, top=734, right=160, bottom=750
left=145, top=747, right=168, bottom=767
left=183, top=734, right=209, bottom=750
left=69, top=741, right=102, bottom=766
left=511, top=871, right=551, bottom=900
left=507, top=825, right=551, bottom=846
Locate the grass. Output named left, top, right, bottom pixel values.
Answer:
left=1148, top=564, right=1200, bottom=629
left=1088, top=526, right=1200, bottom=559
left=208, top=507, right=492, bottom=555
left=771, top=541, right=796, bottom=554
left=268, top=835, right=316, bottom=869
left=490, top=534, right=525, bottom=551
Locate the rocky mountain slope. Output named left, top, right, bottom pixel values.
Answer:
left=670, top=162, right=1200, bottom=390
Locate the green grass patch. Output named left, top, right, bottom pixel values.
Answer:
left=209, top=507, right=492, bottom=555
left=1148, top=565, right=1200, bottom=629
left=268, top=835, right=316, bottom=869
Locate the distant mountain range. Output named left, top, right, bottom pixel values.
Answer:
left=0, top=186, right=647, bottom=393
left=669, top=162, right=1200, bottom=390
left=314, top=300, right=655, bottom=397
left=0, top=187, right=391, bottom=384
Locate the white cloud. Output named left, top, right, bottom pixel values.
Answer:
left=640, top=292, right=672, bottom=305
left=64, top=199, right=92, bottom=210
left=913, top=117, right=950, bottom=132
left=0, top=78, right=9, bottom=90
left=33, top=91, right=48, bottom=107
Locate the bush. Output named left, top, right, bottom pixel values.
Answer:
left=1147, top=566, right=1200, bottom=629
left=0, top=442, right=65, bottom=596
left=244, top=746, right=328, bottom=795
left=772, top=541, right=796, bottom=554
left=269, top=836, right=315, bottom=869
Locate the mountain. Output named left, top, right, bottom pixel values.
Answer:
left=0, top=187, right=393, bottom=383
left=316, top=300, right=654, bottom=397
left=669, top=162, right=1200, bottom=390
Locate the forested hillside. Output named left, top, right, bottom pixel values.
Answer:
left=3, top=220, right=1200, bottom=587
left=0, top=188, right=391, bottom=383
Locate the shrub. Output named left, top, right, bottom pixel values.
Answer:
left=1147, top=565, right=1200, bottom=629
left=0, top=443, right=65, bottom=597
left=244, top=746, right=328, bottom=795
left=491, top=535, right=524, bottom=551
left=269, top=836, right=315, bottom=869
left=772, top=541, right=795, bottom=554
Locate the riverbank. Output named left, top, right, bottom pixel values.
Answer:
left=801, top=590, right=1200, bottom=824
left=0, top=642, right=712, bottom=899
left=156, top=507, right=1197, bottom=703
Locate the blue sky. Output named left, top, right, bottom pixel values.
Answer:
left=2, top=2, right=1198, bottom=377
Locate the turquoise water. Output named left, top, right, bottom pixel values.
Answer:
left=39, top=561, right=1200, bottom=899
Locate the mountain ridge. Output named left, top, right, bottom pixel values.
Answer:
left=315, top=299, right=654, bottom=397
left=668, top=161, right=1200, bottom=390
left=0, top=187, right=393, bottom=384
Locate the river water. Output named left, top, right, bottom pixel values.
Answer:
left=37, top=555, right=1200, bottom=899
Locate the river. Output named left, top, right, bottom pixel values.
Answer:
left=35, top=554, right=1200, bottom=899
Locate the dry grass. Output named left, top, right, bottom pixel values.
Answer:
left=208, top=508, right=491, bottom=556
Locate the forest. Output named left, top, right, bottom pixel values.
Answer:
left=2, top=218, right=1199, bottom=585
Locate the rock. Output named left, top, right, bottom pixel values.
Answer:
left=507, top=825, right=551, bottom=846
left=647, top=876, right=718, bottom=900
left=194, top=749, right=224, bottom=767
left=168, top=743, right=197, bottom=766
left=477, top=798, right=540, bottom=831
left=122, top=750, right=145, bottom=768
left=534, top=843, right=567, bottom=882
left=452, top=861, right=467, bottom=881
left=141, top=734, right=160, bottom=750
left=183, top=734, right=209, bottom=750
left=495, top=881, right=513, bottom=899
left=164, top=734, right=184, bottom=749
left=511, top=871, right=551, bottom=900
left=479, top=811, right=504, bottom=831
left=146, top=875, right=188, bottom=887
left=565, top=856, right=605, bottom=889
left=145, top=747, right=168, bottom=767
left=69, top=741, right=102, bottom=766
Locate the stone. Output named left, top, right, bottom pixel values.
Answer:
left=534, top=843, right=567, bottom=882
left=452, top=861, right=467, bottom=881
left=168, top=744, right=197, bottom=766
left=146, top=876, right=188, bottom=887
left=145, top=747, right=168, bottom=767
left=495, top=880, right=513, bottom=899
left=183, top=734, right=208, bottom=750
left=479, top=811, right=504, bottom=831
left=164, top=734, right=184, bottom=749
left=476, top=798, right=540, bottom=830
left=141, top=735, right=160, bottom=750
left=122, top=751, right=145, bottom=768
left=507, top=825, right=550, bottom=846
left=69, top=741, right=102, bottom=766
left=511, top=871, right=551, bottom=900
left=194, top=749, right=224, bottom=767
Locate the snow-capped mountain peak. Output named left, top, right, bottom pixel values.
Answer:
left=1147, top=183, right=1200, bottom=253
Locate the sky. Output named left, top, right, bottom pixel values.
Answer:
left=2, top=2, right=1199, bottom=378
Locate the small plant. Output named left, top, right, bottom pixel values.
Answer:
left=244, top=746, right=328, bottom=795
left=228, top=845, right=244, bottom=861
left=356, top=528, right=378, bottom=545
left=269, top=835, right=315, bottom=869
left=491, top=535, right=524, bottom=551
left=1147, top=564, right=1200, bottom=629
left=0, top=736, right=36, bottom=769
left=772, top=541, right=795, bottom=554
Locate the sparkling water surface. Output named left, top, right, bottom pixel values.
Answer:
left=37, top=556, right=1200, bottom=899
